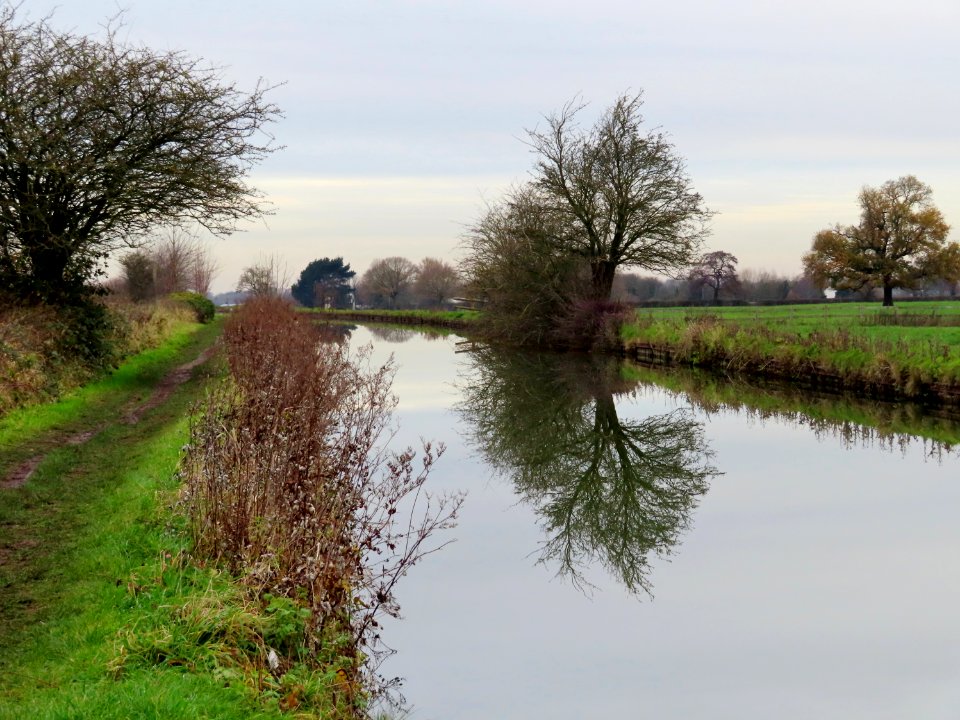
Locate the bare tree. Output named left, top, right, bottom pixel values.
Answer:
left=237, top=255, right=290, bottom=298
left=413, top=257, right=460, bottom=308
left=528, top=92, right=712, bottom=300
left=689, top=250, right=739, bottom=303
left=0, top=7, right=280, bottom=305
left=190, top=243, right=220, bottom=296
left=359, top=257, right=418, bottom=309
left=118, top=230, right=219, bottom=300
left=152, top=230, right=198, bottom=295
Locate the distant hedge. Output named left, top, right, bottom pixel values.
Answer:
left=171, top=292, right=215, bottom=323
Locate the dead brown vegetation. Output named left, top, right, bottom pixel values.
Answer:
left=178, top=297, right=462, bottom=709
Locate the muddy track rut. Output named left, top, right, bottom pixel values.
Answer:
left=0, top=345, right=216, bottom=490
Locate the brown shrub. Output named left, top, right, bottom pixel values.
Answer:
left=179, top=297, right=461, bottom=706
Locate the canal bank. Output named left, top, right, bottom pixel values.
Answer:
left=619, top=302, right=960, bottom=408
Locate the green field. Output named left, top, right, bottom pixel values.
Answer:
left=621, top=301, right=960, bottom=399
left=627, top=300, right=960, bottom=336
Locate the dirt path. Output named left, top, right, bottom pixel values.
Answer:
left=0, top=345, right=217, bottom=490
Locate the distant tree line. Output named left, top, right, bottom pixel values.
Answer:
left=232, top=255, right=463, bottom=310
left=355, top=256, right=461, bottom=310
left=611, top=267, right=825, bottom=305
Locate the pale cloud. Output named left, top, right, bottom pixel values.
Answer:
left=210, top=175, right=513, bottom=293
left=27, top=0, right=960, bottom=292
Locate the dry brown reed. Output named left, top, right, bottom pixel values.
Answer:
left=179, top=297, right=461, bottom=707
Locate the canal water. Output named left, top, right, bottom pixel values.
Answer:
left=345, top=325, right=960, bottom=720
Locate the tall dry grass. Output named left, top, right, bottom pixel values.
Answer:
left=179, top=297, right=461, bottom=711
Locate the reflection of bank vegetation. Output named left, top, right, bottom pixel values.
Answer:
left=364, top=325, right=448, bottom=344
left=621, top=361, right=960, bottom=456
left=313, top=319, right=455, bottom=344
left=458, top=347, right=717, bottom=595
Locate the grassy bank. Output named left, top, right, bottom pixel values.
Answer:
left=1, top=300, right=459, bottom=718
left=621, top=301, right=960, bottom=404
left=0, top=298, right=200, bottom=416
left=0, top=321, right=283, bottom=718
left=0, top=319, right=220, bottom=477
left=305, top=302, right=960, bottom=406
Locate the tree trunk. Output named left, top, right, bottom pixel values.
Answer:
left=712, top=284, right=719, bottom=304
left=882, top=283, right=894, bottom=307
left=590, top=260, right=617, bottom=301
left=26, top=241, right=71, bottom=304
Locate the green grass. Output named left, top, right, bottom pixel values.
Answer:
left=0, top=315, right=381, bottom=719
left=0, top=410, right=280, bottom=719
left=621, top=301, right=960, bottom=397
left=625, top=301, right=960, bottom=340
left=0, top=320, right=294, bottom=719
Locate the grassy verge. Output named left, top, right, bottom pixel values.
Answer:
left=0, top=320, right=289, bottom=719
left=621, top=301, right=960, bottom=403
left=304, top=307, right=480, bottom=329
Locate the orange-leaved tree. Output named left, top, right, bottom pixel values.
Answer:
left=803, top=176, right=959, bottom=306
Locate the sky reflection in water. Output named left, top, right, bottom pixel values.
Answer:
left=343, top=325, right=960, bottom=720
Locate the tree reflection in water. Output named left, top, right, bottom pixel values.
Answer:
left=366, top=325, right=415, bottom=343
left=457, top=346, right=719, bottom=595
left=314, top=322, right=356, bottom=344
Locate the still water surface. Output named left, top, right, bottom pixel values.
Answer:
left=346, top=325, right=960, bottom=719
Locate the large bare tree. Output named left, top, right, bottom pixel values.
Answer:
left=688, top=250, right=739, bottom=303
left=0, top=8, right=280, bottom=304
left=803, top=176, right=959, bottom=306
left=413, top=257, right=460, bottom=308
left=359, top=257, right=418, bottom=309
left=529, top=92, right=712, bottom=300
left=151, top=230, right=199, bottom=295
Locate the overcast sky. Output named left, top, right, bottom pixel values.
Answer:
left=31, top=0, right=960, bottom=293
